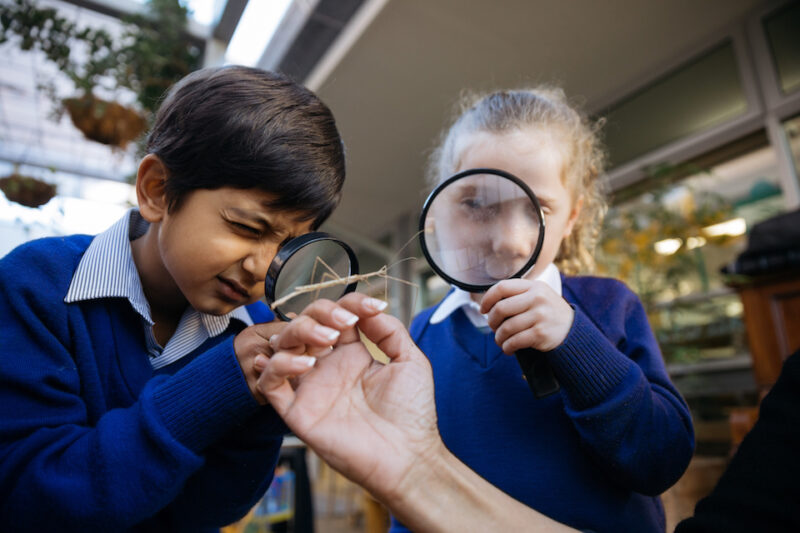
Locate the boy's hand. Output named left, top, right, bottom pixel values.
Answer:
left=233, top=321, right=288, bottom=405
left=479, top=279, right=574, bottom=354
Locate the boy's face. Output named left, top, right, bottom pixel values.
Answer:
left=154, top=187, right=314, bottom=316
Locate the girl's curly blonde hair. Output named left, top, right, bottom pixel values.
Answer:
left=427, top=87, right=608, bottom=275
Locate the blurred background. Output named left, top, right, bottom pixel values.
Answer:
left=1, top=0, right=799, bottom=531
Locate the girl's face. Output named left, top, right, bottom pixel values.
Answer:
left=453, top=128, right=581, bottom=281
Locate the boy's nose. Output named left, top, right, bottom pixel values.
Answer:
left=242, top=244, right=273, bottom=281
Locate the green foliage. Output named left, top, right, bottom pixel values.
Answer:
left=0, top=0, right=201, bottom=116
left=597, top=163, right=736, bottom=308
left=115, top=0, right=202, bottom=113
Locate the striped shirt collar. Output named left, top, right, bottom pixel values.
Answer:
left=65, top=209, right=253, bottom=369
left=429, top=263, right=562, bottom=329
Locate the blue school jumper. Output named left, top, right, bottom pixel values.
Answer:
left=0, top=234, right=285, bottom=532
left=392, top=275, right=694, bottom=533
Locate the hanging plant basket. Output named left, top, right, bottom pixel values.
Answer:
left=0, top=174, right=57, bottom=208
left=63, top=95, right=148, bottom=148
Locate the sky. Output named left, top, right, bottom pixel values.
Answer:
left=188, top=0, right=293, bottom=66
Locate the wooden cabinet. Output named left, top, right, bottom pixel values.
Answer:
left=734, top=274, right=800, bottom=389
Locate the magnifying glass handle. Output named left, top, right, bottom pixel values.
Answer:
left=515, top=348, right=560, bottom=398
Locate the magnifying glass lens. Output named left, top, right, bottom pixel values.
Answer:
left=421, top=170, right=544, bottom=291
left=266, top=233, right=359, bottom=321
left=419, top=169, right=558, bottom=399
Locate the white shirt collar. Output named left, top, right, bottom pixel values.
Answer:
left=429, top=263, right=562, bottom=328
left=65, top=209, right=253, bottom=368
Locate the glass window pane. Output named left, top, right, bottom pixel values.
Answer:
left=597, top=138, right=785, bottom=366
left=763, top=2, right=800, bottom=95
left=603, top=42, right=748, bottom=167
left=783, top=113, right=800, bottom=179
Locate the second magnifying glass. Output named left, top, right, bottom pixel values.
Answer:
left=419, top=168, right=560, bottom=398
left=265, top=232, right=359, bottom=322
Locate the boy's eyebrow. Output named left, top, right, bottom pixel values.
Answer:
left=225, top=207, right=284, bottom=232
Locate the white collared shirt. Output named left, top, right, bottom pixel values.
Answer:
left=429, top=263, right=562, bottom=329
left=65, top=209, right=253, bottom=370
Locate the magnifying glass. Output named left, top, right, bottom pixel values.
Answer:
left=419, top=168, right=560, bottom=398
left=265, top=232, right=360, bottom=321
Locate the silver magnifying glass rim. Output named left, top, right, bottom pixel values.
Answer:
left=418, top=167, right=546, bottom=293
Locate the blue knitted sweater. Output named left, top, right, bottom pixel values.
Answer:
left=393, top=276, right=695, bottom=533
left=0, top=235, right=285, bottom=532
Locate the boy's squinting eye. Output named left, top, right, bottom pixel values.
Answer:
left=228, top=220, right=262, bottom=236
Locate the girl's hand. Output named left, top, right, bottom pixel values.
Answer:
left=479, top=278, right=574, bottom=354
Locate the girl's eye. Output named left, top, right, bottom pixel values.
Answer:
left=463, top=198, right=481, bottom=209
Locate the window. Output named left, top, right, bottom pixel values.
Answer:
left=783, top=113, right=800, bottom=178
left=598, top=134, right=789, bottom=454
left=603, top=42, right=749, bottom=168
left=598, top=133, right=785, bottom=367
left=763, top=2, right=800, bottom=95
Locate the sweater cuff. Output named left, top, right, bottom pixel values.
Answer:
left=151, top=337, right=261, bottom=452
left=547, top=306, right=633, bottom=409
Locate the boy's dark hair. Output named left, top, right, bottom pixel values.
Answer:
left=146, top=65, right=345, bottom=228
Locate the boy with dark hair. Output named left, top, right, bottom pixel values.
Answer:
left=0, top=65, right=348, bottom=531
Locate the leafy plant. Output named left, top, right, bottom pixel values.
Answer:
left=596, top=163, right=736, bottom=308
left=0, top=0, right=201, bottom=146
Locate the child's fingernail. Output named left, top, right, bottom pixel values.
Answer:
left=315, top=325, right=341, bottom=341
left=269, top=334, right=279, bottom=347
left=364, top=297, right=388, bottom=312
left=254, top=354, right=268, bottom=371
left=333, top=308, right=359, bottom=326
left=295, top=355, right=317, bottom=368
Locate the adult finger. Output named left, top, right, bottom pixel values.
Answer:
left=333, top=293, right=389, bottom=344
left=301, top=298, right=361, bottom=329
left=344, top=310, right=423, bottom=365
left=257, top=352, right=315, bottom=414
left=274, top=313, right=343, bottom=353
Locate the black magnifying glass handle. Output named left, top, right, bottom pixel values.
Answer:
left=515, top=348, right=560, bottom=398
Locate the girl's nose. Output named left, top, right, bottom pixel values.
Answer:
left=491, top=209, right=537, bottom=260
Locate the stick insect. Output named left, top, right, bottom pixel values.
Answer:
left=269, top=255, right=419, bottom=319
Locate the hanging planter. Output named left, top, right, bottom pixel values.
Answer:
left=0, top=173, right=57, bottom=208
left=62, top=94, right=147, bottom=148
left=0, top=0, right=201, bottom=147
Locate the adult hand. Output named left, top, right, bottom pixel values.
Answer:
left=257, top=293, right=578, bottom=533
left=234, top=296, right=373, bottom=405
left=480, top=279, right=574, bottom=353
left=256, top=293, right=441, bottom=501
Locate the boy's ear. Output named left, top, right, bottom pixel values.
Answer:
left=136, top=154, right=169, bottom=223
left=564, top=194, right=584, bottom=237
